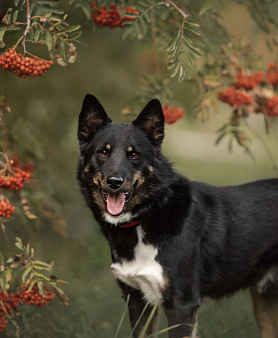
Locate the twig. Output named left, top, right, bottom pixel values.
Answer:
left=167, top=0, right=190, bottom=19
left=22, top=0, right=31, bottom=53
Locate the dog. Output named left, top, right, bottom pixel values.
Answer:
left=77, top=94, right=278, bottom=338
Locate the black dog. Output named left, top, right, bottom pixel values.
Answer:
left=77, top=94, right=278, bottom=338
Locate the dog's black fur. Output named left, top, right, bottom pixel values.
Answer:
left=77, top=94, right=278, bottom=338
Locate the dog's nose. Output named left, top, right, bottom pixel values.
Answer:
left=107, top=176, right=124, bottom=190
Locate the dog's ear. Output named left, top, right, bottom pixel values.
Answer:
left=78, top=94, right=112, bottom=143
left=132, top=99, right=164, bottom=147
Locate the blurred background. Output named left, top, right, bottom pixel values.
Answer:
left=0, top=0, right=278, bottom=337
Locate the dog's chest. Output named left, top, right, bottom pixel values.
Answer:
left=111, top=227, right=165, bottom=305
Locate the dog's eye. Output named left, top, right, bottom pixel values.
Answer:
left=129, top=152, right=139, bottom=160
left=99, top=150, right=109, bottom=158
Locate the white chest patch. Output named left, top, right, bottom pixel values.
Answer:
left=111, top=226, right=165, bottom=305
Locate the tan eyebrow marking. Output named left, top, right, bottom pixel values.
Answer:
left=106, top=144, right=111, bottom=150
left=127, top=146, right=133, bottom=152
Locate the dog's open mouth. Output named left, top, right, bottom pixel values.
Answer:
left=102, top=189, right=134, bottom=216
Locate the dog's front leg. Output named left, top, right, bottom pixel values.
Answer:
left=128, top=291, right=159, bottom=338
left=165, top=299, right=200, bottom=338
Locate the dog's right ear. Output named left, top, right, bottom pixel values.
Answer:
left=78, top=94, right=112, bottom=144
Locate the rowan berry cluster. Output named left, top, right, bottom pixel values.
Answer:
left=0, top=199, right=15, bottom=218
left=92, top=3, right=138, bottom=29
left=0, top=162, right=31, bottom=191
left=20, top=283, right=55, bottom=307
left=264, top=96, right=278, bottom=117
left=217, top=86, right=253, bottom=107
left=218, top=63, right=278, bottom=117
left=235, top=71, right=264, bottom=90
left=0, top=49, right=54, bottom=78
left=0, top=316, right=7, bottom=332
left=267, top=63, right=278, bottom=87
left=163, top=104, right=185, bottom=124
left=0, top=284, right=55, bottom=332
left=0, top=291, right=21, bottom=332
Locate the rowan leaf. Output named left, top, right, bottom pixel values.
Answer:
left=22, top=266, right=33, bottom=283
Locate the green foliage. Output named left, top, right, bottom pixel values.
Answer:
left=1, top=0, right=81, bottom=65
left=69, top=0, right=92, bottom=20
left=0, top=238, right=68, bottom=303
left=122, top=1, right=154, bottom=40
left=166, top=19, right=202, bottom=82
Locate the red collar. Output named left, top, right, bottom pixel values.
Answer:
left=119, top=219, right=142, bottom=228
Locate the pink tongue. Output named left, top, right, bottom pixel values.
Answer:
left=107, top=192, right=125, bottom=216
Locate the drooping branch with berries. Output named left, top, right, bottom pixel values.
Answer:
left=0, top=0, right=82, bottom=77
left=0, top=238, right=68, bottom=335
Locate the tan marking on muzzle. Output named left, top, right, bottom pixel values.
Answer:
left=133, top=171, right=145, bottom=187
left=92, top=190, right=106, bottom=213
left=148, top=166, right=154, bottom=173
left=84, top=164, right=90, bottom=173
left=93, top=172, right=102, bottom=186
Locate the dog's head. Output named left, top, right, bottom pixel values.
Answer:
left=77, top=94, right=165, bottom=225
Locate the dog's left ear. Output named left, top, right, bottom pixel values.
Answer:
left=78, top=94, right=112, bottom=144
left=132, top=99, right=164, bottom=147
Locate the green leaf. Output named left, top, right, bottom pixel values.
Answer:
left=142, top=11, right=150, bottom=23
left=170, top=61, right=181, bottom=78
left=60, top=41, right=66, bottom=59
left=48, top=8, right=65, bottom=15
left=45, top=32, right=53, bottom=51
left=34, top=29, right=41, bottom=43
left=51, top=284, right=69, bottom=305
left=166, top=30, right=181, bottom=53
left=0, top=278, right=8, bottom=293
left=64, top=25, right=81, bottom=33
left=6, top=8, right=13, bottom=25
left=34, top=272, right=50, bottom=283
left=37, top=281, right=47, bottom=297
left=6, top=26, right=21, bottom=31
left=12, top=10, right=19, bottom=22
left=5, top=267, right=12, bottom=283
left=122, top=26, right=134, bottom=40
left=178, top=65, right=185, bottom=82
left=15, top=241, right=23, bottom=251
left=68, top=31, right=82, bottom=40
left=125, top=13, right=138, bottom=18
left=27, top=280, right=36, bottom=292
left=25, top=243, right=30, bottom=256
left=22, top=266, right=33, bottom=283
left=0, top=27, right=7, bottom=42
left=33, top=260, right=51, bottom=270
left=138, top=16, right=147, bottom=34
left=52, top=34, right=57, bottom=48
left=82, top=6, right=91, bottom=20
left=14, top=0, right=20, bottom=6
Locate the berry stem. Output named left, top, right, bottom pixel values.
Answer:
left=159, top=0, right=190, bottom=19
